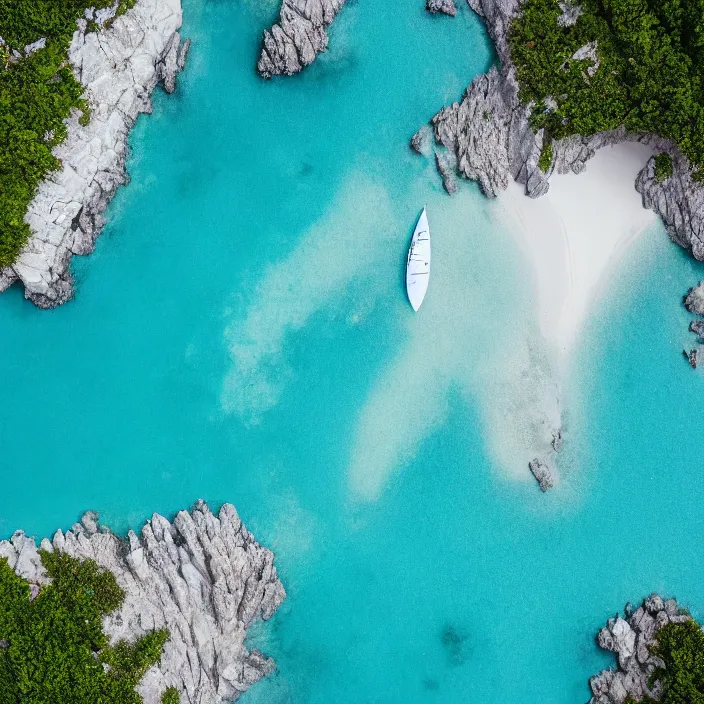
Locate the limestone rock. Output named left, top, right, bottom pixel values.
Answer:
left=685, top=281, right=704, bottom=315
left=257, top=0, right=346, bottom=78
left=427, top=0, right=458, bottom=17
left=0, top=0, right=189, bottom=308
left=0, top=500, right=285, bottom=704
left=529, top=458, right=554, bottom=492
left=587, top=595, right=690, bottom=704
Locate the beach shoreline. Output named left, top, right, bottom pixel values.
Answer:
left=496, top=142, right=658, bottom=361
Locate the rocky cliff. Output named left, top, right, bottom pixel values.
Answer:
left=587, top=594, right=691, bottom=704
left=0, top=0, right=189, bottom=308
left=0, top=500, right=285, bottom=704
left=257, top=0, right=345, bottom=78
left=413, top=0, right=704, bottom=267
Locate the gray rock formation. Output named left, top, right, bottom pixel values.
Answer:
left=257, top=0, right=346, bottom=79
left=0, top=500, right=285, bottom=704
left=588, top=595, right=691, bottom=704
left=684, top=281, right=704, bottom=315
left=414, top=0, right=704, bottom=267
left=529, top=458, right=554, bottom=491
left=0, top=0, right=188, bottom=308
left=427, top=0, right=458, bottom=17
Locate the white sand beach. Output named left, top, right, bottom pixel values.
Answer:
left=497, top=143, right=658, bottom=359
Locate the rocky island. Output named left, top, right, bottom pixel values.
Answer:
left=0, top=500, right=285, bottom=703
left=0, top=0, right=189, bottom=307
left=587, top=594, right=702, bottom=704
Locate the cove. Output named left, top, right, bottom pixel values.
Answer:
left=2, top=1, right=704, bottom=703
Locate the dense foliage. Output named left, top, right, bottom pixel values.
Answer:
left=0, top=0, right=112, bottom=268
left=646, top=620, right=704, bottom=703
left=655, top=152, right=674, bottom=182
left=0, top=551, right=169, bottom=703
left=161, top=687, right=180, bottom=704
left=509, top=0, right=704, bottom=177
left=538, top=141, right=553, bottom=171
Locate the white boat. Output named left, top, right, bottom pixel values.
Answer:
left=406, top=207, right=430, bottom=311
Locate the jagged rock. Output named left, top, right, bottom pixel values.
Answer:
left=690, top=319, right=704, bottom=338
left=572, top=40, right=599, bottom=76
left=685, top=281, right=704, bottom=314
left=0, top=500, right=285, bottom=704
left=552, top=429, right=563, bottom=452
left=684, top=348, right=698, bottom=368
left=257, top=0, right=346, bottom=78
left=557, top=1, right=582, bottom=27
left=588, top=595, right=691, bottom=704
left=529, top=458, right=554, bottom=491
left=0, top=0, right=189, bottom=308
left=427, top=0, right=457, bottom=16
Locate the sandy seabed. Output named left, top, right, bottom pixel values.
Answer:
left=498, top=143, right=657, bottom=361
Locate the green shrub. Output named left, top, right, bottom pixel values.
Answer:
left=509, top=0, right=704, bottom=175
left=161, top=687, right=180, bottom=704
left=646, top=620, right=704, bottom=703
left=538, top=140, right=553, bottom=172
left=0, top=551, right=169, bottom=703
left=654, top=152, right=674, bottom=182
left=0, top=0, right=112, bottom=268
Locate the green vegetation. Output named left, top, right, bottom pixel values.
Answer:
left=0, top=551, right=169, bottom=703
left=0, top=0, right=112, bottom=268
left=509, top=0, right=704, bottom=178
left=161, top=687, right=180, bottom=704
left=646, top=620, right=704, bottom=703
left=538, top=140, right=554, bottom=171
left=654, top=152, right=674, bottom=182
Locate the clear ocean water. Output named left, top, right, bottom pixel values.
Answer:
left=3, top=1, right=704, bottom=702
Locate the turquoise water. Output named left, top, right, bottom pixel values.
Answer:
left=3, top=1, right=704, bottom=702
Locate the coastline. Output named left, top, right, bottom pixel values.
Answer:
left=0, top=500, right=285, bottom=703
left=497, top=142, right=657, bottom=359
left=0, top=0, right=189, bottom=308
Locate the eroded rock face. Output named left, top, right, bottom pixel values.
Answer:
left=257, top=0, right=346, bottom=78
left=0, top=0, right=188, bottom=308
left=0, top=500, right=286, bottom=704
left=588, top=595, right=690, bottom=704
left=529, top=458, right=554, bottom=492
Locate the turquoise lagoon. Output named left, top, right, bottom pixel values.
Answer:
left=2, top=1, right=704, bottom=702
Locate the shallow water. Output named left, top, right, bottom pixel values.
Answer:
left=2, top=1, right=704, bottom=702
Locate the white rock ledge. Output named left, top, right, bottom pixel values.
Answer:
left=0, top=500, right=286, bottom=703
left=0, top=0, right=190, bottom=308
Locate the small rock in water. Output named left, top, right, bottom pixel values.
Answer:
left=683, top=348, right=698, bottom=368
left=551, top=429, right=563, bottom=452
left=410, top=125, right=433, bottom=156
left=427, top=0, right=457, bottom=16
left=684, top=281, right=704, bottom=315
left=690, top=319, right=704, bottom=338
left=529, top=458, right=554, bottom=492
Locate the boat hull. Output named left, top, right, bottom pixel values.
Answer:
left=406, top=208, right=430, bottom=311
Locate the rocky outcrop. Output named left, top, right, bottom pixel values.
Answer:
left=587, top=595, right=691, bottom=704
left=0, top=500, right=285, bottom=704
left=529, top=458, right=554, bottom=491
left=427, top=0, right=458, bottom=17
left=0, top=0, right=189, bottom=308
left=414, top=0, right=704, bottom=266
left=257, top=0, right=345, bottom=78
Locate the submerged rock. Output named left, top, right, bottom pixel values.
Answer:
left=257, top=0, right=346, bottom=78
left=587, top=595, right=690, bottom=704
left=427, top=0, right=458, bottom=16
left=529, top=458, right=554, bottom=492
left=684, top=348, right=698, bottom=368
left=0, top=0, right=189, bottom=308
left=0, top=500, right=285, bottom=703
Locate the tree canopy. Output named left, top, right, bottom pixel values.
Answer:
left=509, top=0, right=704, bottom=177
left=0, top=551, right=168, bottom=704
